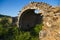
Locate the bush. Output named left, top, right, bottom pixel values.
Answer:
left=0, top=17, right=19, bottom=40
left=19, top=31, right=31, bottom=40
left=0, top=17, right=43, bottom=40
left=19, top=23, right=43, bottom=40
left=34, top=23, right=43, bottom=35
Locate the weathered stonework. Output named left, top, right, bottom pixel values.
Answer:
left=18, top=2, right=52, bottom=30
left=39, top=7, right=60, bottom=40
left=17, top=2, right=60, bottom=40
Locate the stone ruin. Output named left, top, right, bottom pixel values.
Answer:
left=17, top=2, right=60, bottom=40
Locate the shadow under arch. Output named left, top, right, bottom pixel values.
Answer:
left=19, top=9, right=43, bottom=31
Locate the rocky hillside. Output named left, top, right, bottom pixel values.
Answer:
left=0, top=14, right=18, bottom=26
left=0, top=14, right=12, bottom=21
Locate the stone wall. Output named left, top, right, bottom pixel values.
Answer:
left=39, top=7, right=60, bottom=40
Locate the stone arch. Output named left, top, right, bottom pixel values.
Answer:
left=18, top=2, right=52, bottom=30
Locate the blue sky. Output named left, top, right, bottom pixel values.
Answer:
left=0, top=0, right=60, bottom=17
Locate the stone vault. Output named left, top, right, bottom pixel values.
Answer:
left=17, top=2, right=60, bottom=40
left=18, top=2, right=52, bottom=30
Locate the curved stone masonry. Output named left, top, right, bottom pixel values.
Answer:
left=17, top=2, right=60, bottom=40
left=18, top=2, right=52, bottom=28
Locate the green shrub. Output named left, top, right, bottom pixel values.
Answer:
left=0, top=17, right=43, bottom=40
left=19, top=31, right=31, bottom=40
left=0, top=17, right=18, bottom=40
left=34, top=23, right=43, bottom=35
left=19, top=23, right=43, bottom=40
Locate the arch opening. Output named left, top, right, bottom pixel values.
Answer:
left=19, top=9, right=43, bottom=31
left=34, top=9, right=41, bottom=14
